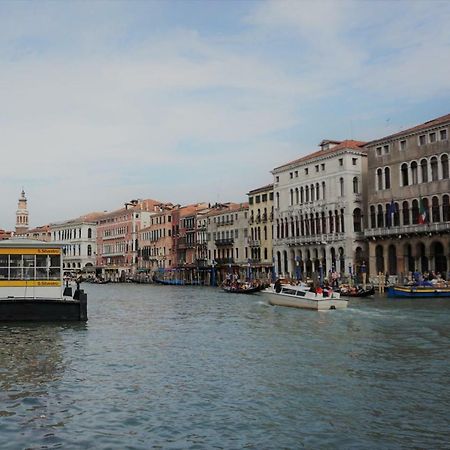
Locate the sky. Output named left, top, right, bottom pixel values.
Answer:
left=1, top=0, right=450, bottom=229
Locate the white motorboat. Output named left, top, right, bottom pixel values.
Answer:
left=261, top=283, right=348, bottom=311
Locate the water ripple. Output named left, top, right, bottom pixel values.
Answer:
left=0, top=285, right=449, bottom=449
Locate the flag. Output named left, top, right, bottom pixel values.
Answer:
left=418, top=197, right=427, bottom=224
left=387, top=200, right=395, bottom=227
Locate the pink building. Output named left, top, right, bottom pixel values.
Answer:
left=96, top=199, right=162, bottom=281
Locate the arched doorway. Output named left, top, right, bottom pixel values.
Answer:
left=338, top=247, right=345, bottom=273
left=404, top=244, right=414, bottom=273
left=388, top=245, right=397, bottom=275
left=431, top=241, right=447, bottom=274
left=376, top=245, right=384, bottom=274
left=283, top=250, right=288, bottom=275
left=277, top=251, right=282, bottom=276
left=416, top=243, right=428, bottom=272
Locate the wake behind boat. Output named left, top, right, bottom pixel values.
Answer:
left=261, top=280, right=347, bottom=311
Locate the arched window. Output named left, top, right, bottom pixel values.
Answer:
left=300, top=187, right=304, bottom=204
left=311, top=184, right=315, bottom=202
left=377, top=168, right=383, bottom=190
left=394, top=202, right=400, bottom=226
left=412, top=199, right=419, bottom=224
left=295, top=188, right=299, bottom=204
left=321, top=212, right=326, bottom=234
left=276, top=192, right=280, bottom=208
left=431, top=157, right=439, bottom=181
left=290, top=189, right=294, bottom=206
left=87, top=245, right=92, bottom=256
left=420, top=159, right=428, bottom=183
left=87, top=228, right=92, bottom=239
left=411, top=161, right=418, bottom=184
left=432, top=196, right=440, bottom=222
left=443, top=195, right=450, bottom=222
left=353, top=177, right=359, bottom=194
left=402, top=201, right=410, bottom=225
left=322, top=181, right=326, bottom=200
left=316, top=183, right=320, bottom=200
left=329, top=211, right=334, bottom=233
left=370, top=205, right=376, bottom=228
left=339, top=178, right=344, bottom=196
left=305, top=186, right=309, bottom=202
left=401, top=163, right=409, bottom=186
left=384, top=167, right=391, bottom=189
left=442, top=154, right=449, bottom=179
left=377, top=205, right=384, bottom=228
left=353, top=208, right=362, bottom=232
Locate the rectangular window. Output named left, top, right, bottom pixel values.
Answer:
left=262, top=194, right=267, bottom=202
left=290, top=172, right=293, bottom=179
left=275, top=176, right=279, bottom=182
left=339, top=158, right=343, bottom=166
left=321, top=163, right=325, bottom=171
left=305, top=168, right=309, bottom=175
left=352, top=158, right=357, bottom=165
left=249, top=197, right=254, bottom=205
left=419, top=135, right=426, bottom=145
left=440, top=129, right=448, bottom=140
left=376, top=147, right=382, bottom=156
left=295, top=171, right=298, bottom=177
left=400, top=140, right=406, bottom=150
left=429, top=132, right=436, bottom=143
left=383, top=145, right=389, bottom=154
left=269, top=192, right=274, bottom=200
left=255, top=195, right=261, bottom=203
left=315, top=165, right=319, bottom=172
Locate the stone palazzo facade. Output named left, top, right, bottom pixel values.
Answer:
left=272, top=140, right=368, bottom=280
left=365, top=114, right=450, bottom=279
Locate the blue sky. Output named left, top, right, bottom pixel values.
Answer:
left=1, top=0, right=449, bottom=229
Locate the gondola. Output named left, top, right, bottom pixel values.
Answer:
left=221, top=283, right=267, bottom=294
left=337, top=285, right=375, bottom=298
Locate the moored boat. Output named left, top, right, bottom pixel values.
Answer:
left=388, top=285, right=450, bottom=298
left=0, top=239, right=87, bottom=321
left=261, top=282, right=347, bottom=310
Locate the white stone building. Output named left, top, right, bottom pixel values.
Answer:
left=50, top=213, right=103, bottom=274
left=272, top=140, right=368, bottom=280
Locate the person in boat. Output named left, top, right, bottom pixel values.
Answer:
left=274, top=279, right=282, bottom=293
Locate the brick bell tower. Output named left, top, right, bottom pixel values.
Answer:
left=15, top=189, right=29, bottom=236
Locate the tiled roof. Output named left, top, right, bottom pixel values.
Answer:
left=365, top=113, right=450, bottom=145
left=273, top=140, right=366, bottom=171
left=247, top=183, right=274, bottom=195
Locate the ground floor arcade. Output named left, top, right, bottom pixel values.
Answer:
left=368, top=235, right=450, bottom=280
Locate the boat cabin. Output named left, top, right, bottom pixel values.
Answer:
left=0, top=239, right=63, bottom=299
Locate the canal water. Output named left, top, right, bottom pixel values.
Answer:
left=0, top=285, right=449, bottom=449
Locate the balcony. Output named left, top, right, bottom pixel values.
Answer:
left=215, top=238, right=234, bottom=246
left=364, top=221, right=450, bottom=238
left=248, top=239, right=260, bottom=247
left=102, top=233, right=126, bottom=241
left=217, top=220, right=234, bottom=227
left=216, top=258, right=235, bottom=265
left=273, top=233, right=346, bottom=246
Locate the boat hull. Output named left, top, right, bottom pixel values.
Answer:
left=388, top=286, right=450, bottom=298
left=262, top=291, right=348, bottom=310
left=0, top=292, right=87, bottom=322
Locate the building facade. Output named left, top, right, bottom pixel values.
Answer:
left=247, top=184, right=274, bottom=279
left=96, top=199, right=161, bottom=280
left=364, top=114, right=450, bottom=279
left=206, top=203, right=249, bottom=283
left=272, top=140, right=368, bottom=280
left=138, top=204, right=175, bottom=274
left=50, top=213, right=102, bottom=275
